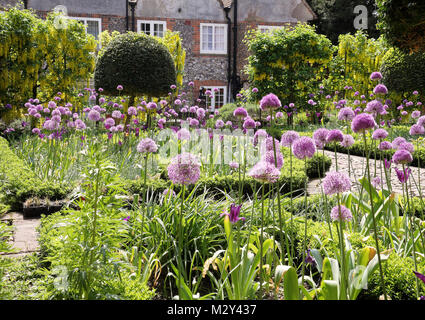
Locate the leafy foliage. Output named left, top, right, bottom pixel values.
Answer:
left=376, top=0, right=425, bottom=53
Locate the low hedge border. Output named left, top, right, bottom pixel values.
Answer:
left=127, top=151, right=332, bottom=199
left=0, top=137, right=69, bottom=211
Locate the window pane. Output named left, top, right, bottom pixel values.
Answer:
left=202, top=26, right=214, bottom=51
left=154, top=23, right=164, bottom=37
left=141, top=23, right=151, bottom=35
left=214, top=26, right=225, bottom=51
left=86, top=20, right=100, bottom=39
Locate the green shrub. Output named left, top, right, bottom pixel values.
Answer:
left=0, top=137, right=68, bottom=210
left=381, top=48, right=425, bottom=95
left=94, top=32, right=176, bottom=98
left=359, top=253, right=425, bottom=300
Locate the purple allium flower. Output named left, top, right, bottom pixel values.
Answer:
left=162, top=188, right=176, bottom=198
left=326, top=129, right=344, bottom=144
left=265, top=137, right=281, bottom=151
left=262, top=150, right=284, bottom=169
left=330, top=205, right=352, bottom=221
left=410, top=124, right=425, bottom=136
left=259, top=93, right=281, bottom=110
left=174, top=99, right=182, bottom=105
left=176, top=128, right=191, bottom=141
left=370, top=72, right=382, bottom=81
left=395, top=167, right=412, bottom=184
left=112, top=110, right=122, bottom=119
left=365, top=100, right=384, bottom=115
left=392, top=137, right=407, bottom=149
left=243, top=117, right=256, bottom=129
left=117, top=85, right=123, bottom=91
left=411, top=110, right=421, bottom=119
left=196, top=108, right=206, bottom=119
left=379, top=141, right=393, bottom=151
left=372, top=128, right=388, bottom=140
left=147, top=102, right=157, bottom=110
left=292, top=137, right=316, bottom=160
left=215, top=119, right=225, bottom=129
left=32, top=128, right=40, bottom=135
left=233, top=107, right=248, bottom=118
left=338, top=107, right=355, bottom=121
left=373, top=84, right=388, bottom=95
left=392, top=149, right=413, bottom=164
left=248, top=160, right=280, bottom=183
left=252, top=87, right=258, bottom=93
left=229, top=162, right=239, bottom=169
left=128, top=106, right=137, bottom=116
left=313, top=128, right=329, bottom=149
left=398, top=142, right=414, bottom=153
left=104, top=117, right=115, bottom=129
left=189, top=118, right=199, bottom=127
left=322, top=171, right=351, bottom=195
left=167, top=153, right=201, bottom=185
left=401, top=111, right=408, bottom=116
left=418, top=115, right=425, bottom=127
left=221, top=203, right=245, bottom=224
left=137, top=138, right=158, bottom=153
left=75, top=119, right=86, bottom=130
left=341, top=134, right=355, bottom=148
left=351, top=113, right=376, bottom=133
left=281, top=130, right=300, bottom=147
left=88, top=109, right=101, bottom=122
left=253, top=129, right=268, bottom=146
left=276, top=111, right=284, bottom=118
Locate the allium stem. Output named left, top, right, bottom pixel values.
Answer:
left=363, top=131, right=387, bottom=300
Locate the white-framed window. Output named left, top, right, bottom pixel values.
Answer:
left=200, top=23, right=227, bottom=54
left=137, top=20, right=167, bottom=37
left=69, top=17, right=102, bottom=41
left=258, top=25, right=281, bottom=33
left=201, top=86, right=227, bottom=110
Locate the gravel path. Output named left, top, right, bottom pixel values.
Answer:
left=308, top=150, right=425, bottom=198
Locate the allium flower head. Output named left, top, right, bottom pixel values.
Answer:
left=351, top=113, right=376, bottom=133
left=280, top=130, right=300, bottom=147
left=259, top=93, right=281, bottom=110
left=229, top=162, right=239, bottom=169
left=243, top=117, right=256, bottom=129
left=262, top=150, right=284, bottom=169
left=313, top=128, right=329, bottom=149
left=322, top=171, right=351, bottom=195
left=233, top=107, right=248, bottom=118
left=398, top=142, right=414, bottom=153
left=341, top=134, right=355, bottom=148
left=331, top=205, right=352, bottom=222
left=137, top=138, right=158, bottom=153
left=410, top=124, right=425, bottom=136
left=373, top=84, right=388, bottom=95
left=104, top=117, right=115, bottom=129
left=412, top=110, right=421, bottom=119
left=248, top=161, right=280, bottom=183
left=162, top=188, right=176, bottom=198
left=147, top=102, right=157, bottom=110
left=338, top=107, right=355, bottom=121
left=215, top=119, right=225, bottom=129
left=167, top=153, right=201, bottom=185
left=88, top=109, right=101, bottom=122
left=365, top=100, right=384, bottom=115
left=392, top=137, right=407, bottom=149
left=418, top=116, right=425, bottom=127
left=253, top=129, right=268, bottom=146
left=392, top=149, right=413, bottom=164
left=372, top=128, right=388, bottom=140
left=370, top=72, right=382, bottom=81
left=326, top=129, right=344, bottom=143
left=378, top=141, right=392, bottom=151
left=265, top=136, right=281, bottom=151
left=292, top=137, right=316, bottom=159
left=128, top=106, right=137, bottom=116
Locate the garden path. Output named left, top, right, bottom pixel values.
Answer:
left=1, top=212, right=40, bottom=257
left=308, top=150, right=425, bottom=198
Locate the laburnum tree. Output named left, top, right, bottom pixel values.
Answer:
left=0, top=5, right=96, bottom=120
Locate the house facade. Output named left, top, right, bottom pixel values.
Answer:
left=0, top=0, right=316, bottom=108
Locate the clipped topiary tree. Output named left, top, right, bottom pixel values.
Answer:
left=381, top=47, right=425, bottom=94
left=94, top=32, right=176, bottom=100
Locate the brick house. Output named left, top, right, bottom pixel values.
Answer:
left=0, top=0, right=316, bottom=109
